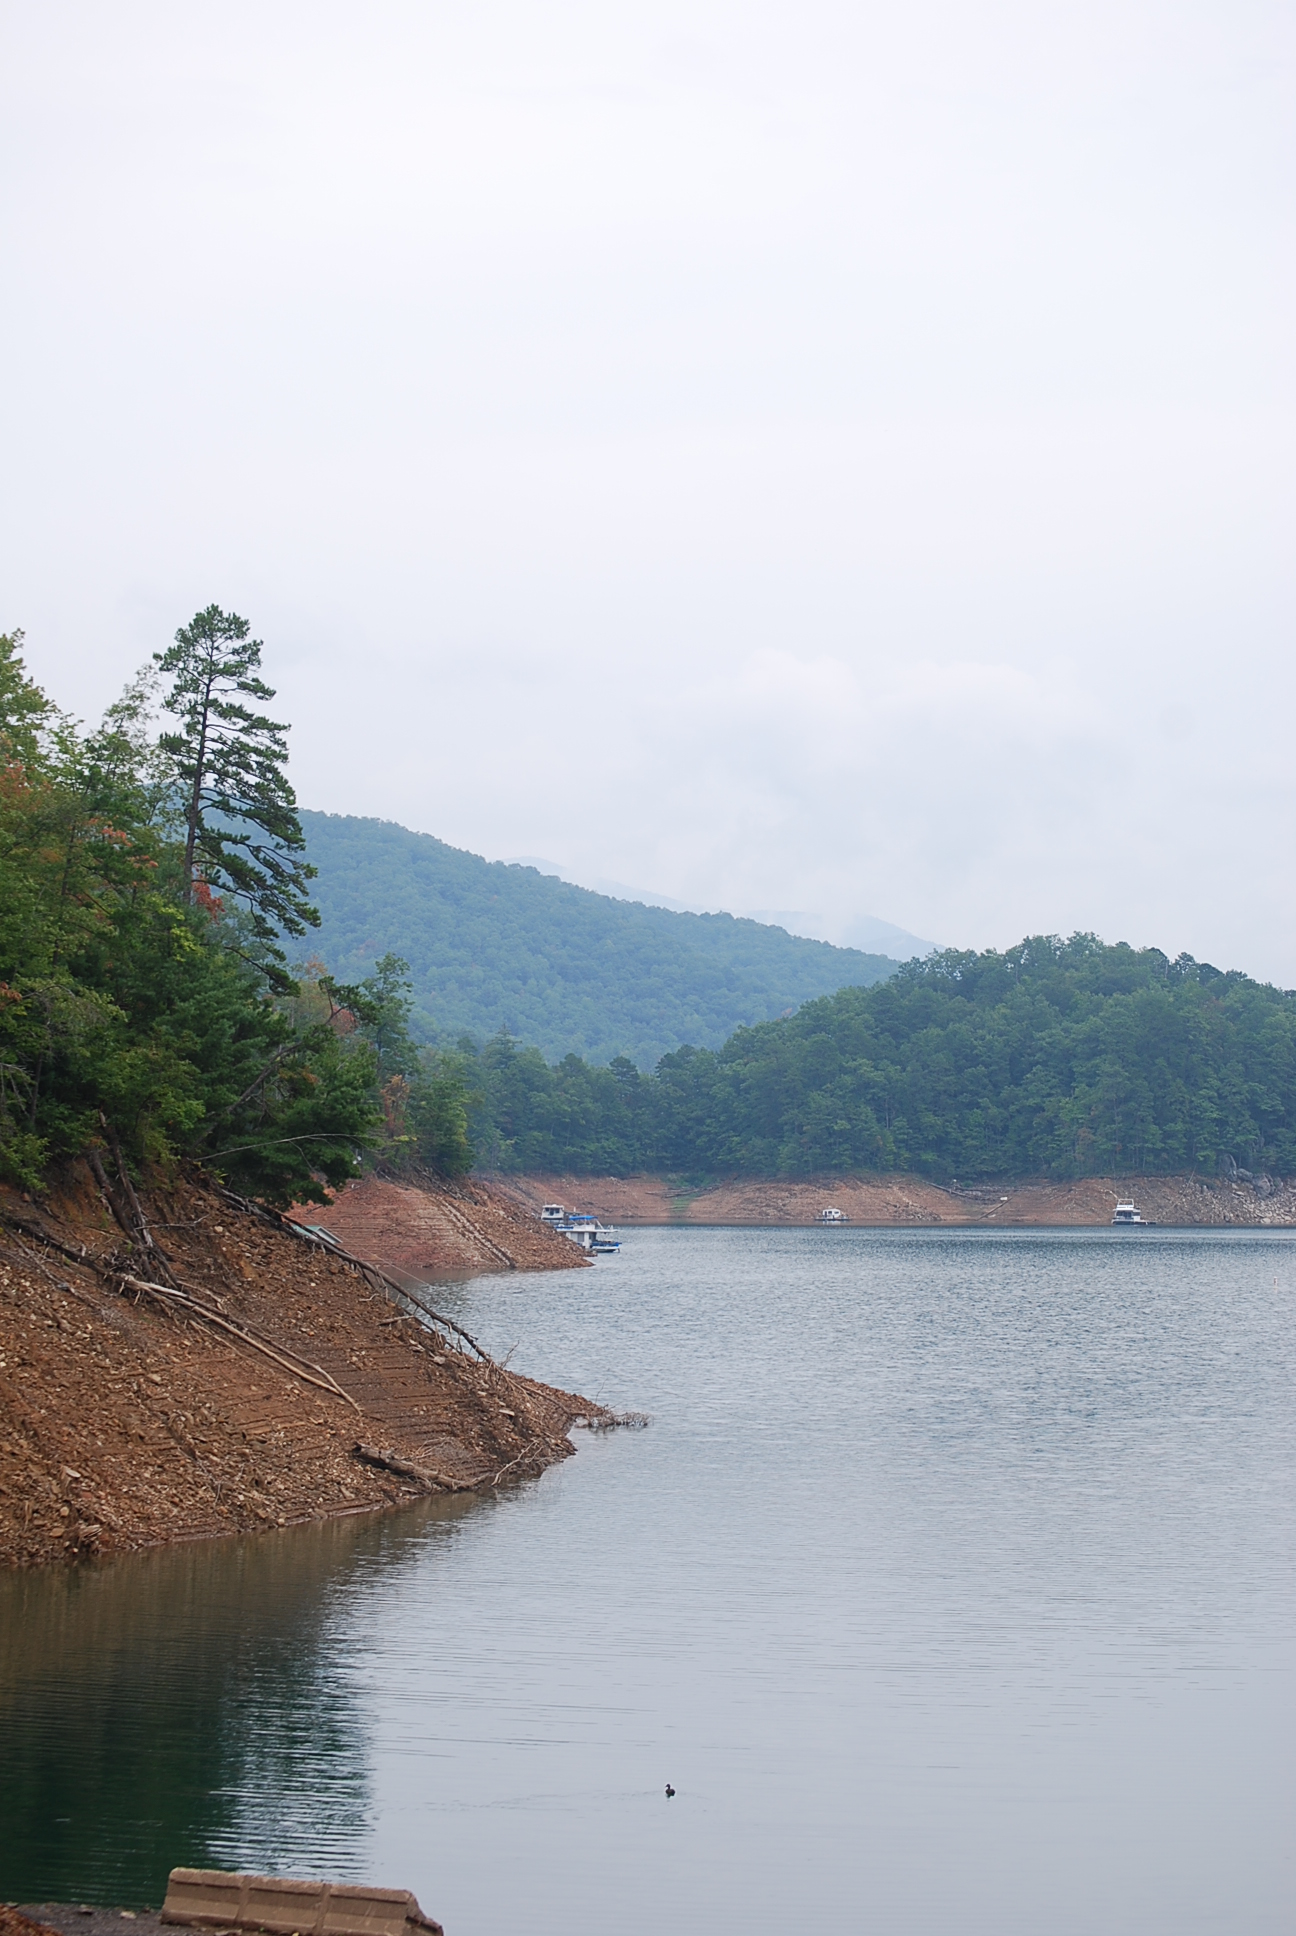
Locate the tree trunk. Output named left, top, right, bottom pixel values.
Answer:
left=182, top=669, right=215, bottom=902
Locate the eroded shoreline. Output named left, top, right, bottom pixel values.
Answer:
left=494, top=1169, right=1296, bottom=1228
left=0, top=1164, right=600, bottom=1569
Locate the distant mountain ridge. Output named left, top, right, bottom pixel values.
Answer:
left=505, top=856, right=936, bottom=959
left=300, top=811, right=900, bottom=1067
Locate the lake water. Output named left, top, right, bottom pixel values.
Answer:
left=2, top=1227, right=1294, bottom=1935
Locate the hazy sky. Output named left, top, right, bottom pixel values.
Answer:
left=3, top=2, right=1293, bottom=975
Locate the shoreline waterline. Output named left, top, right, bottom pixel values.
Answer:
left=4, top=1226, right=1293, bottom=1935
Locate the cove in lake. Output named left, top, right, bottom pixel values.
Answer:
left=2, top=1227, right=1293, bottom=1936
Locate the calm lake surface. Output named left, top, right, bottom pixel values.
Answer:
left=2, top=1227, right=1294, bottom=1935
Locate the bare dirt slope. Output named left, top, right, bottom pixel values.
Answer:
left=292, top=1171, right=588, bottom=1280
left=495, top=1170, right=1296, bottom=1227
left=0, top=1164, right=602, bottom=1570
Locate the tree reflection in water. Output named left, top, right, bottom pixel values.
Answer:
left=0, top=1497, right=475, bottom=1907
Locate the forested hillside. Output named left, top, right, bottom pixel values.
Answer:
left=0, top=621, right=470, bottom=1205
left=10, top=620, right=1291, bottom=1202
left=459, top=935, right=1296, bottom=1180
left=299, top=811, right=899, bottom=1067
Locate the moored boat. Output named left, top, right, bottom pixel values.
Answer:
left=1111, top=1200, right=1153, bottom=1226
left=563, top=1213, right=621, bottom=1253
left=538, top=1204, right=621, bottom=1252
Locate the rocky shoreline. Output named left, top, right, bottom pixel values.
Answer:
left=495, top=1168, right=1296, bottom=1227
left=287, top=1169, right=592, bottom=1280
left=0, top=1164, right=602, bottom=1569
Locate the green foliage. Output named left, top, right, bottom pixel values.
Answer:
left=464, top=1036, right=650, bottom=1174
left=320, top=953, right=475, bottom=1178
left=461, top=935, right=1296, bottom=1180
left=300, top=810, right=901, bottom=1068
left=0, top=630, right=378, bottom=1206
left=11, top=620, right=1288, bottom=1199
left=324, top=952, right=419, bottom=1081
left=154, top=605, right=318, bottom=968
left=405, top=1064, right=475, bottom=1178
left=0, top=631, right=53, bottom=765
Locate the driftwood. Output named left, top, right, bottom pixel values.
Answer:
left=2, top=1204, right=359, bottom=1408
left=86, top=1148, right=133, bottom=1238
left=217, top=1185, right=498, bottom=1363
left=0, top=1211, right=96, bottom=1267
left=2, top=1203, right=502, bottom=1423
left=118, top=1275, right=361, bottom=1410
left=353, top=1441, right=486, bottom=1493
left=88, top=1128, right=181, bottom=1286
left=571, top=1409, right=652, bottom=1431
left=4, top=1186, right=628, bottom=1450
left=383, top=1276, right=495, bottom=1362
left=101, top=1117, right=161, bottom=1251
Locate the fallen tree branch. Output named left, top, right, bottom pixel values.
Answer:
left=215, top=1186, right=499, bottom=1363
left=101, top=1116, right=156, bottom=1248
left=571, top=1409, right=651, bottom=1431
left=381, top=1277, right=495, bottom=1362
left=490, top=1446, right=545, bottom=1486
left=0, top=1240, right=104, bottom=1313
left=116, top=1274, right=362, bottom=1411
left=353, top=1441, right=487, bottom=1493
left=3, top=1208, right=362, bottom=1408
left=0, top=1210, right=88, bottom=1260
left=86, top=1148, right=135, bottom=1242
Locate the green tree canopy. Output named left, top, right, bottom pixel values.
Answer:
left=0, top=629, right=379, bottom=1206
left=456, top=934, right=1296, bottom=1181
left=298, top=809, right=902, bottom=1067
left=0, top=630, right=53, bottom=764
left=323, top=954, right=474, bottom=1178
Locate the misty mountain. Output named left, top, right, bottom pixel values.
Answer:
left=300, top=812, right=899, bottom=1067
left=506, top=858, right=936, bottom=959
left=744, top=909, right=937, bottom=958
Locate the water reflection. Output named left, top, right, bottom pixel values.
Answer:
left=2, top=1229, right=1294, bottom=1936
left=0, top=1498, right=477, bottom=1906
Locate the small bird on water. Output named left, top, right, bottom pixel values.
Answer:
left=665, top=1784, right=676, bottom=1798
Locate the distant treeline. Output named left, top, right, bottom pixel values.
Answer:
left=12, top=605, right=1288, bottom=1203
left=455, top=935, right=1296, bottom=1180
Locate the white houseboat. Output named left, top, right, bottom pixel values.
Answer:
left=817, top=1207, right=847, bottom=1224
left=563, top=1213, right=621, bottom=1253
left=1111, top=1200, right=1150, bottom=1226
left=539, top=1204, right=621, bottom=1253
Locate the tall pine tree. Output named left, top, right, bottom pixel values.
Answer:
left=154, top=606, right=318, bottom=969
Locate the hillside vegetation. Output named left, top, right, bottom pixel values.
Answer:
left=9, top=618, right=1290, bottom=1204
left=460, top=934, right=1296, bottom=1180
left=300, top=810, right=899, bottom=1067
left=0, top=624, right=469, bottom=1205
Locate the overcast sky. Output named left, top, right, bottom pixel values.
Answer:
left=3, top=1, right=1293, bottom=976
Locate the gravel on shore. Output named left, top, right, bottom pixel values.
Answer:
left=11, top=1912, right=170, bottom=1936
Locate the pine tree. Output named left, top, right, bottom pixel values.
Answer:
left=154, top=605, right=318, bottom=963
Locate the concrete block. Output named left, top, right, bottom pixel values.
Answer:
left=161, top=1870, right=442, bottom=1936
